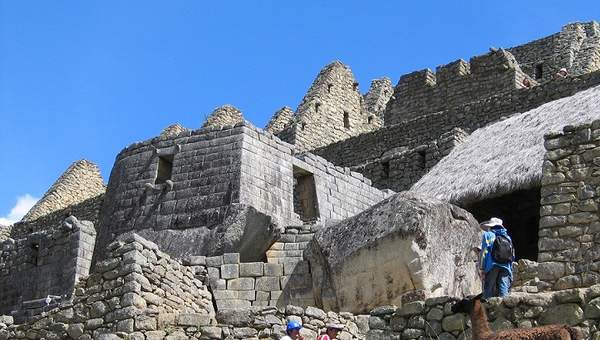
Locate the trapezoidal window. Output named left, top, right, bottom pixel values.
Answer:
left=155, top=155, right=174, bottom=184
left=534, top=63, right=543, bottom=80
left=381, top=161, right=390, bottom=178
left=343, top=111, right=350, bottom=129
left=293, top=166, right=319, bottom=223
left=368, top=115, right=374, bottom=124
left=463, top=187, right=540, bottom=261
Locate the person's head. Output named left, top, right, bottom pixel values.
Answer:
left=325, top=324, right=344, bottom=338
left=559, top=68, right=568, bottom=76
left=522, top=78, right=531, bottom=87
left=479, top=217, right=503, bottom=231
left=286, top=321, right=302, bottom=338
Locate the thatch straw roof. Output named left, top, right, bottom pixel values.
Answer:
left=411, top=84, right=600, bottom=205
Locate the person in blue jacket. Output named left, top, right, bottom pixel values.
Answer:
left=479, top=217, right=514, bottom=298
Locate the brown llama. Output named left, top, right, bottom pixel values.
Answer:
left=451, top=294, right=583, bottom=340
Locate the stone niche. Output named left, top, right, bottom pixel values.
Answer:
left=307, top=192, right=482, bottom=314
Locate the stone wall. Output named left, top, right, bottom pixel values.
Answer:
left=182, top=226, right=317, bottom=312
left=22, top=160, right=105, bottom=222
left=508, top=21, right=600, bottom=82
left=96, top=123, right=247, bottom=260
left=0, top=217, right=96, bottom=316
left=361, top=77, right=393, bottom=129
left=366, top=287, right=600, bottom=340
left=384, top=21, right=600, bottom=126
left=0, top=233, right=216, bottom=339
left=522, top=119, right=600, bottom=291
left=314, top=69, right=600, bottom=171
left=264, top=107, right=294, bottom=135
left=10, top=194, right=104, bottom=239
left=351, top=128, right=468, bottom=192
left=202, top=105, right=245, bottom=129
left=97, top=122, right=389, bottom=261
left=275, top=62, right=391, bottom=152
left=384, top=49, right=536, bottom=124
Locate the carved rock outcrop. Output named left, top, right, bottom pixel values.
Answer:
left=308, top=192, right=481, bottom=313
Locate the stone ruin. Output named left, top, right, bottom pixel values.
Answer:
left=1, top=21, right=600, bottom=339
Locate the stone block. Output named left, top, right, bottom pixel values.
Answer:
left=240, top=262, right=264, bottom=277
left=227, top=277, right=255, bottom=290
left=256, top=291, right=270, bottom=302
left=206, top=256, right=223, bottom=267
left=217, top=299, right=252, bottom=310
left=145, top=331, right=166, bottom=340
left=213, top=290, right=237, bottom=300
left=213, top=279, right=227, bottom=290
left=178, top=313, right=211, bottom=327
left=183, top=256, right=206, bottom=266
left=223, top=253, right=240, bottom=264
left=208, top=267, right=220, bottom=281
left=134, top=315, right=157, bottom=331
left=237, top=290, right=256, bottom=301
left=256, top=277, right=281, bottom=291
left=284, top=260, right=310, bottom=275
left=220, top=264, right=239, bottom=279
left=264, top=263, right=283, bottom=276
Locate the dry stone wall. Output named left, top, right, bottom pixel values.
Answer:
left=202, top=105, right=245, bottom=129
left=264, top=107, right=294, bottom=135
left=366, top=287, right=600, bottom=340
left=315, top=69, right=600, bottom=171
left=385, top=49, right=536, bottom=124
left=361, top=77, right=393, bottom=128
left=11, top=194, right=103, bottom=239
left=0, top=233, right=216, bottom=340
left=0, top=217, right=96, bottom=317
left=22, top=160, right=105, bottom=222
left=517, top=119, right=600, bottom=292
left=276, top=62, right=391, bottom=152
left=509, top=21, right=600, bottom=82
left=351, top=128, right=468, bottom=192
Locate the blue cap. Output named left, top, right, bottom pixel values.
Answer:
left=287, top=321, right=302, bottom=332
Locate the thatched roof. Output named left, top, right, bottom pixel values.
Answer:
left=411, top=84, right=600, bottom=205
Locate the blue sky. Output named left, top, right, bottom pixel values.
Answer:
left=1, top=1, right=599, bottom=223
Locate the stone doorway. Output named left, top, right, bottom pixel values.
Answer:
left=293, top=166, right=319, bottom=223
left=464, top=187, right=541, bottom=261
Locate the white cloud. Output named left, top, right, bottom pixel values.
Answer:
left=0, top=194, right=39, bottom=226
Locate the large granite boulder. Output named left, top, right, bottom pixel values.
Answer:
left=308, top=192, right=481, bottom=313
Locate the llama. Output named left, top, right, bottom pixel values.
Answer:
left=451, top=294, right=583, bottom=340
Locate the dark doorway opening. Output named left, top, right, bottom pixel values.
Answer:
left=293, top=166, right=319, bottom=223
left=463, top=187, right=540, bottom=261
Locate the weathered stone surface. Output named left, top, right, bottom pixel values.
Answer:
left=308, top=192, right=480, bottom=313
left=132, top=205, right=278, bottom=262
left=540, top=303, right=584, bottom=326
left=216, top=309, right=254, bottom=327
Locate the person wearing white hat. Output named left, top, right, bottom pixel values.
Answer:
left=317, top=323, right=344, bottom=340
left=479, top=217, right=514, bottom=298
